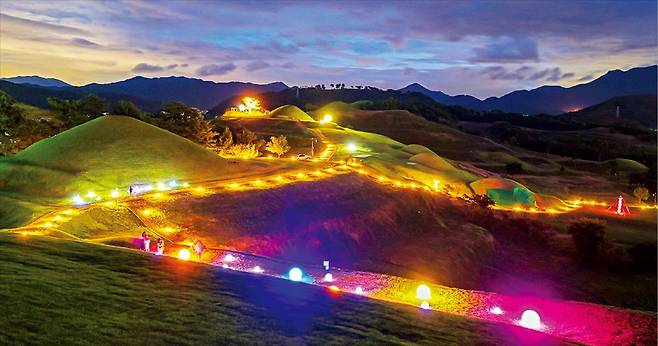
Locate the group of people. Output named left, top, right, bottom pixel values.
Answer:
left=140, top=231, right=164, bottom=255
left=139, top=232, right=205, bottom=260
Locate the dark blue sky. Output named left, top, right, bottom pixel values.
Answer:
left=0, top=0, right=656, bottom=97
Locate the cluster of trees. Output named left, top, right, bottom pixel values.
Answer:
left=0, top=92, right=59, bottom=155
left=568, top=218, right=655, bottom=272
left=213, top=124, right=290, bottom=159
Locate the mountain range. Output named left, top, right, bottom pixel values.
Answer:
left=0, top=65, right=655, bottom=116
left=400, top=65, right=657, bottom=115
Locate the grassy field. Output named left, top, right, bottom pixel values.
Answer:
left=0, top=233, right=569, bottom=345
left=0, top=116, right=291, bottom=228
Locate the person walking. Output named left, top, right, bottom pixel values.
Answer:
left=143, top=233, right=151, bottom=253
left=156, top=238, right=164, bottom=255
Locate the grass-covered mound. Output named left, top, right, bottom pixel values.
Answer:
left=0, top=233, right=562, bottom=345
left=314, top=101, right=358, bottom=120
left=0, top=116, right=282, bottom=227
left=470, top=178, right=537, bottom=207
left=269, top=105, right=314, bottom=121
left=605, top=158, right=649, bottom=174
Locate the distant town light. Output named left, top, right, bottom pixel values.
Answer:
left=420, top=301, right=430, bottom=310
left=323, top=273, right=334, bottom=282
left=346, top=143, right=357, bottom=153
left=355, top=286, right=364, bottom=294
left=251, top=266, right=264, bottom=273
left=329, top=285, right=340, bottom=292
left=224, top=254, right=237, bottom=262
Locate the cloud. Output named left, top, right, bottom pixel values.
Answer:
left=245, top=61, right=270, bottom=71
left=481, top=66, right=527, bottom=80
left=132, top=63, right=164, bottom=73
left=0, top=13, right=86, bottom=35
left=71, top=37, right=100, bottom=47
left=402, top=67, right=416, bottom=76
left=533, top=67, right=574, bottom=82
left=196, top=63, right=237, bottom=76
left=472, top=36, right=539, bottom=62
left=578, top=74, right=594, bottom=82
left=166, top=64, right=179, bottom=69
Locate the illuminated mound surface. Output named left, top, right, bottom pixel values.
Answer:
left=314, top=101, right=359, bottom=120
left=470, top=178, right=537, bottom=207
left=75, top=174, right=496, bottom=288
left=269, top=105, right=314, bottom=121
left=605, top=158, right=649, bottom=173
left=0, top=116, right=282, bottom=227
left=401, top=144, right=435, bottom=155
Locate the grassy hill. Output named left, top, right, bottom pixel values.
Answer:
left=268, top=105, right=314, bottom=121
left=565, top=94, right=657, bottom=128
left=0, top=115, right=284, bottom=228
left=0, top=233, right=568, bottom=345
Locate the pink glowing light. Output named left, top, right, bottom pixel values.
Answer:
left=490, top=306, right=503, bottom=315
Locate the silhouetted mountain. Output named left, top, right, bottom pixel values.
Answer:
left=564, top=94, right=657, bottom=128
left=1, top=75, right=71, bottom=88
left=400, top=65, right=657, bottom=115
left=76, top=76, right=288, bottom=109
left=0, top=80, right=161, bottom=111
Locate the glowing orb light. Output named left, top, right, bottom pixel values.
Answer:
left=177, top=249, right=191, bottom=260
left=416, top=284, right=431, bottom=300
left=320, top=114, right=332, bottom=123
left=251, top=266, right=264, bottom=273
left=168, top=180, right=178, bottom=188
left=72, top=195, right=86, bottom=205
left=110, top=189, right=120, bottom=198
left=182, top=182, right=190, bottom=188
left=224, top=254, right=236, bottom=262
left=490, top=306, right=503, bottom=315
left=420, top=301, right=430, bottom=310
left=157, top=182, right=167, bottom=191
left=86, top=191, right=96, bottom=198
left=346, top=143, right=357, bottom=153
left=288, top=267, right=303, bottom=282
left=520, top=310, right=542, bottom=330
left=323, top=273, right=334, bottom=282
left=355, top=286, right=364, bottom=294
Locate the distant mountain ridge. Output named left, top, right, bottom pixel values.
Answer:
left=1, top=75, right=71, bottom=88
left=76, top=76, right=288, bottom=109
left=0, top=80, right=161, bottom=111
left=400, top=65, right=657, bottom=115
left=564, top=94, right=657, bottom=128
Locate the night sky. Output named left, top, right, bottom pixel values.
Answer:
left=0, top=0, right=656, bottom=97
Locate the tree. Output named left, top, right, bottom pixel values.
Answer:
left=461, top=194, right=495, bottom=209
left=222, top=143, right=260, bottom=159
left=265, top=135, right=291, bottom=157
left=153, top=102, right=217, bottom=146
left=505, top=162, right=523, bottom=175
left=47, top=97, right=86, bottom=128
left=568, top=218, right=606, bottom=266
left=112, top=100, right=142, bottom=118
left=216, top=126, right=233, bottom=150
left=633, top=186, right=649, bottom=205
left=80, top=94, right=108, bottom=118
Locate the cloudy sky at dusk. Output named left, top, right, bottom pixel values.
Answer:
left=0, top=0, right=656, bottom=98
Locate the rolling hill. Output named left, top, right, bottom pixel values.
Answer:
left=564, top=94, right=657, bottom=128
left=400, top=65, right=657, bottom=115
left=0, top=115, right=284, bottom=227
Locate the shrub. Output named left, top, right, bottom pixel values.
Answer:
left=220, top=143, right=259, bottom=159
left=568, top=218, right=606, bottom=266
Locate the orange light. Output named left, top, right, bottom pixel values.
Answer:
left=329, top=285, right=340, bottom=292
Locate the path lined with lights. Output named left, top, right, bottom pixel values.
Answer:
left=163, top=247, right=655, bottom=346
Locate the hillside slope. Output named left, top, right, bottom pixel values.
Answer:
left=565, top=94, right=657, bottom=128
left=0, top=233, right=568, bottom=345
left=0, top=116, right=283, bottom=227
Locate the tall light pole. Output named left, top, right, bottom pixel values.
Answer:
left=311, top=138, right=317, bottom=157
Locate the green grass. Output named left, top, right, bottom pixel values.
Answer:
left=0, top=233, right=566, bottom=345
left=269, top=105, right=315, bottom=121
left=0, top=116, right=286, bottom=228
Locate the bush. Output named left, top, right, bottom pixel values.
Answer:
left=220, top=143, right=260, bottom=159
left=505, top=162, right=523, bottom=175
left=568, top=218, right=606, bottom=266
left=628, top=243, right=657, bottom=272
